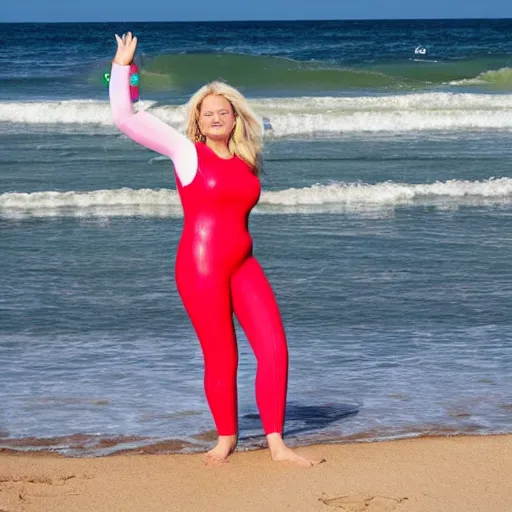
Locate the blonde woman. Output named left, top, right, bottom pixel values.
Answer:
left=110, top=32, right=323, bottom=467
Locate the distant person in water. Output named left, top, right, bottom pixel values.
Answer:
left=109, top=32, right=324, bottom=467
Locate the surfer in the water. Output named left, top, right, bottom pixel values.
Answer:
left=109, top=32, right=324, bottom=467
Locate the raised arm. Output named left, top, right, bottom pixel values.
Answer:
left=109, top=33, right=197, bottom=186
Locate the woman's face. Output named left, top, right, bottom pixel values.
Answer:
left=198, top=94, right=236, bottom=142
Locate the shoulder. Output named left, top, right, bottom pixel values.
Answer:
left=173, top=138, right=198, bottom=187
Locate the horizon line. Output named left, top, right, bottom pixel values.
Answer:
left=2, top=16, right=512, bottom=24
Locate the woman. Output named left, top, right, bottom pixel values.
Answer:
left=110, top=32, right=323, bottom=467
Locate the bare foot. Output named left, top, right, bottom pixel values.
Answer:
left=267, top=433, right=325, bottom=468
left=271, top=445, right=326, bottom=468
left=204, top=435, right=237, bottom=466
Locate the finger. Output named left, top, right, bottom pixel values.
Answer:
left=131, top=36, right=138, bottom=50
left=126, top=32, right=132, bottom=45
left=115, top=34, right=122, bottom=47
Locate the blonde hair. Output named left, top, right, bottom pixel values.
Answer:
left=185, top=81, right=263, bottom=176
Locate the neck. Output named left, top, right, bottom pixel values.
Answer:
left=205, top=138, right=231, bottom=158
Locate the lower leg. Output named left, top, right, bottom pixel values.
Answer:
left=201, top=356, right=238, bottom=463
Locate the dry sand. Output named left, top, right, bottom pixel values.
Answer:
left=1, top=435, right=511, bottom=512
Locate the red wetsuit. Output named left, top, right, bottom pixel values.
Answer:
left=110, top=64, right=288, bottom=436
left=175, top=142, right=288, bottom=435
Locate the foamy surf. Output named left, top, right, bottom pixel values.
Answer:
left=449, top=67, right=512, bottom=88
left=2, top=178, right=511, bottom=218
left=2, top=93, right=512, bottom=135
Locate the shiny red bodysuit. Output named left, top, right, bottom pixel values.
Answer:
left=176, top=142, right=288, bottom=435
left=110, top=64, right=288, bottom=436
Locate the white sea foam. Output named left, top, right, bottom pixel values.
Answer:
left=2, top=178, right=511, bottom=218
left=1, top=93, right=512, bottom=135
left=449, top=67, right=512, bottom=88
left=262, top=177, right=512, bottom=205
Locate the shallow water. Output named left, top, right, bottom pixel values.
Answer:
left=1, top=20, right=511, bottom=456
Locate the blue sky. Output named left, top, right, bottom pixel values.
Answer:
left=2, top=0, right=512, bottom=23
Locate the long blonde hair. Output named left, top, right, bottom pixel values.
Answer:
left=185, top=81, right=263, bottom=176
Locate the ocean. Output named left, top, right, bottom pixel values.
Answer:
left=1, top=19, right=511, bottom=456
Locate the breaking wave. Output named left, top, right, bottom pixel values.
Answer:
left=2, top=178, right=511, bottom=218
left=2, top=93, right=512, bottom=136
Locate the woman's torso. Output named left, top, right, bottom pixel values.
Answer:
left=175, top=142, right=261, bottom=278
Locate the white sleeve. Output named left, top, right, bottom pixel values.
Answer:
left=109, top=63, right=197, bottom=186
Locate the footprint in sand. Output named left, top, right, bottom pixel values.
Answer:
left=0, top=473, right=78, bottom=505
left=320, top=494, right=408, bottom=511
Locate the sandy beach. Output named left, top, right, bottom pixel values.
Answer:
left=1, top=434, right=511, bottom=512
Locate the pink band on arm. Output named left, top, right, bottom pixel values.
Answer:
left=109, top=63, right=197, bottom=186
